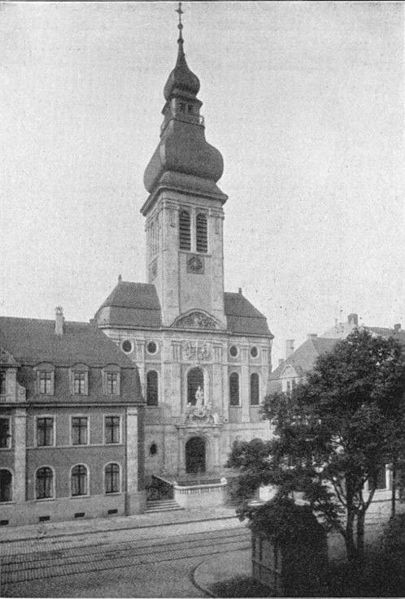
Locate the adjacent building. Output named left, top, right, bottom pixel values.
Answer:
left=0, top=310, right=145, bottom=526
left=268, top=313, right=405, bottom=498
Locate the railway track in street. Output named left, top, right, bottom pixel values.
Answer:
left=1, top=527, right=250, bottom=590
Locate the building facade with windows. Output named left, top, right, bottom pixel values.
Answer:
left=0, top=311, right=145, bottom=526
left=95, top=30, right=273, bottom=481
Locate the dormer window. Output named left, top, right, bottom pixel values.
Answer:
left=39, top=372, right=52, bottom=394
left=70, top=365, right=89, bottom=396
left=34, top=364, right=55, bottom=396
left=102, top=365, right=121, bottom=396
left=179, top=210, right=191, bottom=250
left=74, top=373, right=86, bottom=394
left=0, top=371, right=5, bottom=395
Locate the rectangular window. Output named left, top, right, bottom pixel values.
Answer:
left=0, top=371, right=6, bottom=395
left=73, top=372, right=86, bottom=395
left=0, top=418, right=10, bottom=449
left=106, top=373, right=118, bottom=395
left=39, top=372, right=52, bottom=394
left=71, top=417, right=88, bottom=445
left=105, top=416, right=120, bottom=444
left=37, top=417, right=54, bottom=447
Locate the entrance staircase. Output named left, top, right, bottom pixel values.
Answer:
left=145, top=499, right=184, bottom=513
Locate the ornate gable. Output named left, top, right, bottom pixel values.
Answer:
left=171, top=311, right=220, bottom=330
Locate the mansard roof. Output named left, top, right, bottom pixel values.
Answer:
left=224, top=292, right=273, bottom=337
left=95, top=281, right=273, bottom=338
left=0, top=316, right=135, bottom=368
left=96, top=281, right=162, bottom=328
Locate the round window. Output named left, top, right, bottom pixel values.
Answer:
left=147, top=341, right=157, bottom=355
left=122, top=340, right=133, bottom=354
left=229, top=345, right=238, bottom=358
left=250, top=346, right=259, bottom=358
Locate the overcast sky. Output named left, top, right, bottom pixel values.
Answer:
left=0, top=1, right=403, bottom=364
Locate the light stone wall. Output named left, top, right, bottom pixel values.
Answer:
left=100, top=325, right=272, bottom=478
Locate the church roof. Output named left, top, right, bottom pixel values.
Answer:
left=96, top=282, right=162, bottom=329
left=224, top=292, right=272, bottom=337
left=0, top=316, right=135, bottom=367
left=95, top=281, right=272, bottom=337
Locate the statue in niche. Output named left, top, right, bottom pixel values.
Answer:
left=195, top=385, right=204, bottom=407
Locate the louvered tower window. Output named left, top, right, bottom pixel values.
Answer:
left=196, top=213, right=208, bottom=253
left=179, top=210, right=191, bottom=250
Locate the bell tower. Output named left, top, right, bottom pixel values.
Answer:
left=141, top=4, right=228, bottom=328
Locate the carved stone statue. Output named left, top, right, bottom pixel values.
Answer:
left=195, top=385, right=204, bottom=407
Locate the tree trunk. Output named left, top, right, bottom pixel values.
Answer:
left=345, top=509, right=357, bottom=563
left=356, top=509, right=366, bottom=564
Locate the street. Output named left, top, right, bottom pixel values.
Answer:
left=0, top=518, right=250, bottom=597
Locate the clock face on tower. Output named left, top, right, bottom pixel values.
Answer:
left=187, top=255, right=204, bottom=274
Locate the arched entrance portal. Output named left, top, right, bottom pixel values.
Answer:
left=185, top=437, right=206, bottom=474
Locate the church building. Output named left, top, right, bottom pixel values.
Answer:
left=95, top=14, right=274, bottom=482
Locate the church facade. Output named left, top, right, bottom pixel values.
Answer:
left=95, top=25, right=273, bottom=481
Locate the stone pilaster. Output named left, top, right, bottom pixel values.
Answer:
left=240, top=345, right=250, bottom=423
left=13, top=408, right=27, bottom=503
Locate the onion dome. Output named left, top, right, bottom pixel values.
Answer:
left=164, top=39, right=200, bottom=100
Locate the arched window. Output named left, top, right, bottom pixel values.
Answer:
left=146, top=370, right=158, bottom=406
left=71, top=465, right=88, bottom=497
left=105, top=463, right=120, bottom=494
left=36, top=467, right=54, bottom=500
left=196, top=213, right=208, bottom=253
left=187, top=367, right=204, bottom=405
left=229, top=373, right=240, bottom=406
left=0, top=469, right=12, bottom=502
left=250, top=373, right=260, bottom=405
left=179, top=210, right=191, bottom=250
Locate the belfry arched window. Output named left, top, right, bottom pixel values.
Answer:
left=196, top=213, right=208, bottom=253
left=229, top=373, right=240, bottom=406
left=250, top=373, right=260, bottom=405
left=146, top=370, right=158, bottom=406
left=179, top=210, right=191, bottom=250
left=187, top=367, right=204, bottom=405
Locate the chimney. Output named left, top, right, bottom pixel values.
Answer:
left=286, top=339, right=294, bottom=358
left=307, top=333, right=318, bottom=339
left=238, top=287, right=242, bottom=294
left=55, top=306, right=64, bottom=336
left=348, top=313, right=358, bottom=326
left=394, top=323, right=401, bottom=332
left=118, top=274, right=122, bottom=282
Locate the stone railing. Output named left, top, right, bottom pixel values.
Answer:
left=173, top=478, right=227, bottom=508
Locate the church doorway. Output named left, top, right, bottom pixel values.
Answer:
left=185, top=437, right=206, bottom=474
left=187, top=367, right=204, bottom=406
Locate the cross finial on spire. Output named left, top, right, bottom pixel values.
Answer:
left=176, top=2, right=184, bottom=42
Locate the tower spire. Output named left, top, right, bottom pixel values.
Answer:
left=176, top=2, right=184, bottom=43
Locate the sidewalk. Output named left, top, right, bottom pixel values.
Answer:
left=0, top=505, right=238, bottom=543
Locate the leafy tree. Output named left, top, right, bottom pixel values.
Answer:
left=228, top=329, right=405, bottom=564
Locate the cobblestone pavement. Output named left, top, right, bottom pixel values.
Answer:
left=0, top=519, right=250, bottom=597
